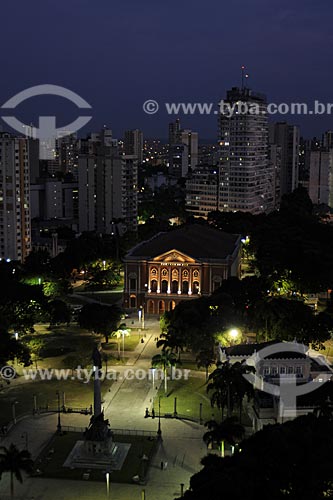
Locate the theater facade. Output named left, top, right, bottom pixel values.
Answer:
left=123, top=224, right=241, bottom=314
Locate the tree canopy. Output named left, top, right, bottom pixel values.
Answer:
left=178, top=413, right=333, bottom=500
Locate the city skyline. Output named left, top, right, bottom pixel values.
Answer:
left=1, top=2, right=333, bottom=499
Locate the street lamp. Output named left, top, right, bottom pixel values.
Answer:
left=139, top=305, right=145, bottom=330
left=229, top=329, right=239, bottom=340
left=151, top=368, right=156, bottom=390
left=229, top=329, right=240, bottom=345
left=116, top=328, right=130, bottom=360
left=106, top=470, right=110, bottom=498
left=56, top=391, right=62, bottom=433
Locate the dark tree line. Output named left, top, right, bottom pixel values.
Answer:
left=160, top=275, right=333, bottom=360
left=208, top=187, right=333, bottom=294
left=177, top=412, right=333, bottom=500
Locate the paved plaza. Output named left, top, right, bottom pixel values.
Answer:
left=0, top=318, right=207, bottom=500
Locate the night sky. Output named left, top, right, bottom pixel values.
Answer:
left=0, top=0, right=332, bottom=140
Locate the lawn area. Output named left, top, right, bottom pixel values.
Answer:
left=155, top=373, right=214, bottom=423
left=18, top=324, right=100, bottom=371
left=155, top=372, right=252, bottom=426
left=0, top=378, right=114, bottom=427
left=15, top=324, right=140, bottom=372
left=106, top=331, right=141, bottom=354
left=34, top=431, right=158, bottom=483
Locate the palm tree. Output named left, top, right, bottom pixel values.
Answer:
left=207, top=360, right=255, bottom=422
left=229, top=360, right=255, bottom=423
left=0, top=444, right=33, bottom=498
left=151, top=350, right=177, bottom=393
left=207, top=361, right=234, bottom=419
left=203, top=417, right=244, bottom=457
left=196, top=347, right=215, bottom=381
left=156, top=327, right=186, bottom=361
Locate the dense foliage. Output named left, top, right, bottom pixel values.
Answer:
left=177, top=413, right=333, bottom=500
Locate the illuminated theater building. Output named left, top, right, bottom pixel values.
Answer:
left=123, top=224, right=241, bottom=314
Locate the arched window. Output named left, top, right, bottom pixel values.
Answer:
left=193, top=281, right=199, bottom=294
left=161, top=280, right=168, bottom=293
left=151, top=279, right=157, bottom=292
left=171, top=280, right=178, bottom=294
left=128, top=272, right=137, bottom=291
left=183, top=269, right=189, bottom=279
left=182, top=280, right=189, bottom=294
left=161, top=268, right=168, bottom=277
left=130, top=294, right=136, bottom=307
left=148, top=300, right=154, bottom=314
left=193, top=269, right=199, bottom=279
left=159, top=300, right=165, bottom=313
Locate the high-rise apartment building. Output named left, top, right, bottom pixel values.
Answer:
left=0, top=133, right=31, bottom=262
left=179, top=129, right=199, bottom=170
left=218, top=87, right=273, bottom=213
left=124, top=129, right=143, bottom=163
left=78, top=132, right=138, bottom=234
left=269, top=122, right=300, bottom=199
left=168, top=119, right=181, bottom=146
left=30, top=179, right=78, bottom=221
left=308, top=150, right=333, bottom=207
left=185, top=165, right=219, bottom=217
left=168, top=119, right=199, bottom=177
left=323, top=130, right=333, bottom=150
left=268, top=144, right=281, bottom=210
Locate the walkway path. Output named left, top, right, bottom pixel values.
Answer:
left=0, top=318, right=206, bottom=500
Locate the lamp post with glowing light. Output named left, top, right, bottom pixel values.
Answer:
left=105, top=468, right=111, bottom=498
left=115, top=328, right=130, bottom=360
left=138, top=305, right=145, bottom=330
left=229, top=328, right=240, bottom=346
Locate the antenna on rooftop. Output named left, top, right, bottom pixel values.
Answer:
left=241, top=65, right=245, bottom=90
left=241, top=65, right=250, bottom=90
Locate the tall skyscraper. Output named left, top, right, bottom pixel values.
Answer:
left=218, top=87, right=273, bottom=213
left=0, top=133, right=31, bottom=262
left=124, top=129, right=143, bottom=163
left=323, top=130, right=333, bottom=150
left=185, top=165, right=219, bottom=217
left=180, top=129, right=199, bottom=170
left=78, top=133, right=138, bottom=234
left=269, top=122, right=300, bottom=199
left=57, top=133, right=79, bottom=179
left=308, top=151, right=333, bottom=206
left=168, top=118, right=181, bottom=146
left=30, top=178, right=78, bottom=221
left=168, top=119, right=199, bottom=177
left=268, top=143, right=281, bottom=209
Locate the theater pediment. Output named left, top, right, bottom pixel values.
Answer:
left=153, top=249, right=196, bottom=263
